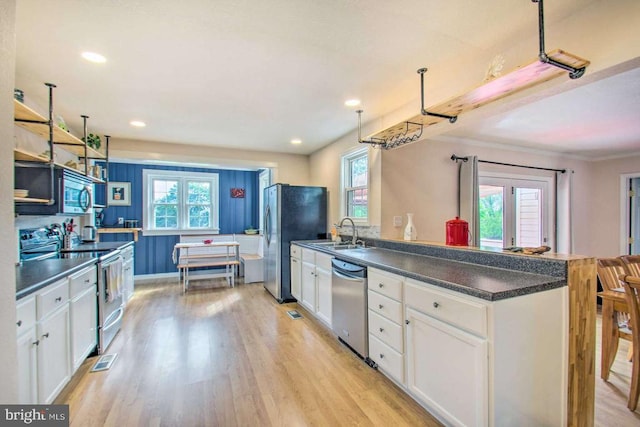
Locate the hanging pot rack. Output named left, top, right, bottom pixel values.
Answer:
left=357, top=0, right=590, bottom=150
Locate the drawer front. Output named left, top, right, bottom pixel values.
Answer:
left=301, top=248, right=316, bottom=264
left=37, top=279, right=69, bottom=320
left=121, top=246, right=134, bottom=262
left=369, top=310, right=403, bottom=352
left=368, top=268, right=403, bottom=301
left=405, top=279, right=488, bottom=338
left=290, top=245, right=301, bottom=259
left=315, top=252, right=333, bottom=271
left=369, top=334, right=404, bottom=385
left=368, top=290, right=403, bottom=324
left=16, top=296, right=36, bottom=334
left=69, top=265, right=98, bottom=297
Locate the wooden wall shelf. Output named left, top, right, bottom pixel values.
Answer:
left=97, top=228, right=142, bottom=242
left=14, top=100, right=105, bottom=159
left=364, top=49, right=590, bottom=149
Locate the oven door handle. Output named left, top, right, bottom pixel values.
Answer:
left=103, top=306, right=124, bottom=331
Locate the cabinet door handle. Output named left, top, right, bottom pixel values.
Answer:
left=433, top=302, right=440, bottom=308
left=55, top=296, right=62, bottom=302
left=32, top=340, right=40, bottom=346
left=378, top=304, right=383, bottom=309
left=42, top=332, right=50, bottom=339
left=84, top=279, right=90, bottom=283
left=379, top=353, right=384, bottom=359
left=378, top=283, right=384, bottom=288
left=379, top=327, right=384, bottom=333
left=405, top=320, right=410, bottom=325
left=16, top=320, right=22, bottom=327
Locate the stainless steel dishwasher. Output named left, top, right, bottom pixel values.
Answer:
left=331, top=258, right=371, bottom=364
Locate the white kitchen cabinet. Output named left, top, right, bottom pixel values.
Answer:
left=121, top=245, right=135, bottom=303
left=301, top=259, right=316, bottom=312
left=290, top=245, right=302, bottom=301
left=406, top=306, right=488, bottom=427
left=315, top=257, right=332, bottom=326
left=299, top=248, right=332, bottom=327
left=400, top=277, right=568, bottom=427
left=367, top=267, right=405, bottom=385
left=36, top=278, right=71, bottom=404
left=69, top=265, right=98, bottom=372
left=16, top=296, right=38, bottom=404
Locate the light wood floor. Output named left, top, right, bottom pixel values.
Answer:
left=594, top=308, right=640, bottom=426
left=56, top=279, right=441, bottom=426
left=56, top=279, right=640, bottom=426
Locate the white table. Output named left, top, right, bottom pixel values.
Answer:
left=172, top=241, right=240, bottom=292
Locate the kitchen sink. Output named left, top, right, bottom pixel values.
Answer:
left=310, top=242, right=366, bottom=250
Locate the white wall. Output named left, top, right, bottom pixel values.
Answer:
left=110, top=137, right=310, bottom=185
left=1, top=0, right=18, bottom=404
left=309, top=118, right=382, bottom=231
left=591, top=153, right=640, bottom=258
left=380, top=138, right=594, bottom=255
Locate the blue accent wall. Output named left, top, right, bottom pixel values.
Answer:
left=96, top=162, right=259, bottom=275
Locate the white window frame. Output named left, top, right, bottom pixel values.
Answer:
left=142, top=169, right=220, bottom=236
left=478, top=172, right=555, bottom=250
left=340, top=146, right=369, bottom=224
left=258, top=169, right=271, bottom=233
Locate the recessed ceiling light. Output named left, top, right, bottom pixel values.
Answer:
left=344, top=99, right=361, bottom=107
left=81, top=51, right=106, bottom=63
left=291, top=139, right=302, bottom=145
left=130, top=120, right=146, bottom=127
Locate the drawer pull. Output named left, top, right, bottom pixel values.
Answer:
left=378, top=304, right=383, bottom=309
left=16, top=320, right=22, bottom=327
left=84, top=279, right=90, bottom=283
left=433, top=302, right=440, bottom=308
left=55, top=296, right=62, bottom=302
left=379, top=353, right=384, bottom=359
left=378, top=283, right=384, bottom=288
left=379, top=327, right=384, bottom=333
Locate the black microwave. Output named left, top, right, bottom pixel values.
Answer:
left=15, top=165, right=93, bottom=215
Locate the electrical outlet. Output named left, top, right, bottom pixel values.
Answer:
left=393, top=216, right=403, bottom=227
left=118, top=217, right=124, bottom=225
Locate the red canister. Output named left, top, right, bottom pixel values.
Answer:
left=446, top=217, right=469, bottom=246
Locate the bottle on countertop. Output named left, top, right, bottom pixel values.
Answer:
left=404, top=213, right=417, bottom=241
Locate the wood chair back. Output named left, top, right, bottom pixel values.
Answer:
left=619, top=274, right=640, bottom=411
left=620, top=255, right=640, bottom=277
left=597, top=258, right=627, bottom=292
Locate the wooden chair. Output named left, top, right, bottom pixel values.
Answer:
left=619, top=274, right=640, bottom=411
left=620, top=255, right=640, bottom=277
left=597, top=258, right=632, bottom=380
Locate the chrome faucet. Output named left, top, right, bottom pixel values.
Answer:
left=338, top=217, right=357, bottom=245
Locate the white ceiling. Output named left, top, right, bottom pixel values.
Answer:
left=13, top=0, right=640, bottom=158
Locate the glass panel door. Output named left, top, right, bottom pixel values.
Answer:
left=479, top=184, right=505, bottom=248
left=479, top=176, right=551, bottom=249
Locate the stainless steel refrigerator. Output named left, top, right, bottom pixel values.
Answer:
left=263, top=184, right=327, bottom=302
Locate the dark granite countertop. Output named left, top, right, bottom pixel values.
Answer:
left=16, top=258, right=98, bottom=300
left=61, top=240, right=134, bottom=252
left=17, top=241, right=134, bottom=300
left=293, top=241, right=566, bottom=301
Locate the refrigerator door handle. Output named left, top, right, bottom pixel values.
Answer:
left=265, top=205, right=271, bottom=247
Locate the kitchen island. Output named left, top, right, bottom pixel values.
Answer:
left=294, top=238, right=596, bottom=427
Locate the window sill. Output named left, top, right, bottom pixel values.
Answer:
left=143, top=228, right=220, bottom=237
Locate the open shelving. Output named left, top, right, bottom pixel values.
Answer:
left=357, top=0, right=591, bottom=150
left=14, top=99, right=105, bottom=159
left=13, top=83, right=110, bottom=205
